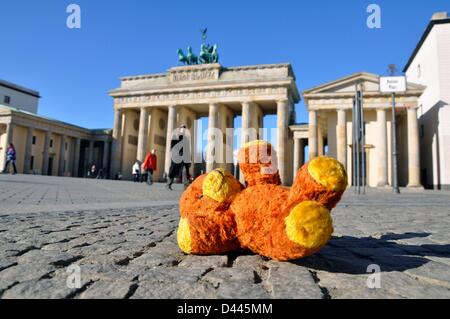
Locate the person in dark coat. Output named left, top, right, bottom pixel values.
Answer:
left=166, top=125, right=191, bottom=190
left=2, top=143, right=17, bottom=175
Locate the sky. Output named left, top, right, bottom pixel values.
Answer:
left=1, top=0, right=449, bottom=141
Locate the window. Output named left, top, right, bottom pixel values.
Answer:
left=417, top=64, right=421, bottom=78
left=32, top=136, right=36, bottom=145
left=4, top=96, right=11, bottom=104
left=50, top=139, right=53, bottom=148
left=65, top=142, right=68, bottom=150
left=30, top=156, right=34, bottom=171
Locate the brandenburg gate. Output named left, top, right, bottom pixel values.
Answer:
left=109, top=63, right=300, bottom=185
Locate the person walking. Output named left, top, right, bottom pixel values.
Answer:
left=143, top=149, right=157, bottom=185
left=89, top=164, right=97, bottom=179
left=2, top=143, right=17, bottom=175
left=166, top=125, right=191, bottom=190
left=132, top=160, right=141, bottom=183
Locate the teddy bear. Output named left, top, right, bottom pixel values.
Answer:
left=177, top=140, right=348, bottom=261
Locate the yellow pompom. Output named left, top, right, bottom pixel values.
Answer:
left=177, top=217, right=192, bottom=254
left=202, top=169, right=241, bottom=203
left=285, top=201, right=333, bottom=250
left=307, top=157, right=348, bottom=192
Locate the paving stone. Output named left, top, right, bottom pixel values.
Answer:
left=131, top=268, right=215, bottom=299
left=405, top=261, right=450, bottom=288
left=1, top=278, right=78, bottom=299
left=79, top=280, right=136, bottom=299
left=0, top=264, right=56, bottom=293
left=265, top=262, right=323, bottom=299
left=178, top=255, right=228, bottom=269
left=382, top=272, right=450, bottom=299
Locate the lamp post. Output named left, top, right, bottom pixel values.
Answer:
left=391, top=92, right=400, bottom=194
left=380, top=65, right=405, bottom=194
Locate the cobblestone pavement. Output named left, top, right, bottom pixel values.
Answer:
left=0, top=174, right=449, bottom=299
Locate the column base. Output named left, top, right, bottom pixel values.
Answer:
left=407, top=184, right=424, bottom=189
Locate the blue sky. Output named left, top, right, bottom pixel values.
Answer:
left=1, top=0, right=449, bottom=136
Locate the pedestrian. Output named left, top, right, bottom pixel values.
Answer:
left=140, top=162, right=147, bottom=183
left=2, top=143, right=17, bottom=175
left=166, top=125, right=191, bottom=190
left=90, top=164, right=97, bottom=179
left=143, top=149, right=157, bottom=185
left=132, top=160, right=141, bottom=183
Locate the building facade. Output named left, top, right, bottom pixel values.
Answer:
left=301, top=72, right=424, bottom=188
left=109, top=63, right=300, bottom=185
left=404, top=12, right=450, bottom=189
left=0, top=82, right=111, bottom=178
left=0, top=79, right=40, bottom=114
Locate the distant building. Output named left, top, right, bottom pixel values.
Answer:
left=404, top=12, right=450, bottom=189
left=301, top=72, right=424, bottom=188
left=0, top=81, right=111, bottom=177
left=0, top=79, right=40, bottom=114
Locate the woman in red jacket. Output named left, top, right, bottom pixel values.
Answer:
left=143, top=149, right=157, bottom=185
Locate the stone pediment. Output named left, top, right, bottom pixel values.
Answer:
left=303, top=72, right=425, bottom=97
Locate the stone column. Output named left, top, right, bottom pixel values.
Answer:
left=73, top=138, right=81, bottom=178
left=42, top=131, right=51, bottom=175
left=58, top=135, right=66, bottom=176
left=308, top=110, right=318, bottom=160
left=137, top=107, right=149, bottom=162
left=102, top=140, right=110, bottom=173
left=277, top=99, right=289, bottom=185
left=377, top=108, right=388, bottom=187
left=23, top=127, right=33, bottom=173
left=88, top=140, right=94, bottom=165
left=337, top=109, right=347, bottom=168
left=318, top=129, right=324, bottom=156
left=110, top=108, right=123, bottom=177
left=206, top=103, right=219, bottom=173
left=293, top=138, right=304, bottom=176
left=2, top=123, right=14, bottom=168
left=241, top=101, right=251, bottom=146
left=165, top=105, right=177, bottom=176
left=407, top=107, right=421, bottom=187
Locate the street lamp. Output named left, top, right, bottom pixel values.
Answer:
left=379, top=65, right=406, bottom=194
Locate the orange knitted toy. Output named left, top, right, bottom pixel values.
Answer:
left=177, top=140, right=348, bottom=261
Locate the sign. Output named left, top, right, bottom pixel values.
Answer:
left=379, top=76, right=406, bottom=93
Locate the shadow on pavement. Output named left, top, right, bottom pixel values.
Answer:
left=292, top=232, right=450, bottom=274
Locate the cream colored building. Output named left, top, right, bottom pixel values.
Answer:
left=0, top=79, right=40, bottom=114
left=299, top=72, right=424, bottom=188
left=0, top=82, right=112, bottom=177
left=109, top=63, right=300, bottom=185
left=404, top=12, right=450, bottom=189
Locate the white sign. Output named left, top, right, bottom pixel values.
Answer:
left=380, top=76, right=406, bottom=93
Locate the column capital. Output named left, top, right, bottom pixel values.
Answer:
left=276, top=99, right=289, bottom=108
left=406, top=105, right=419, bottom=111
